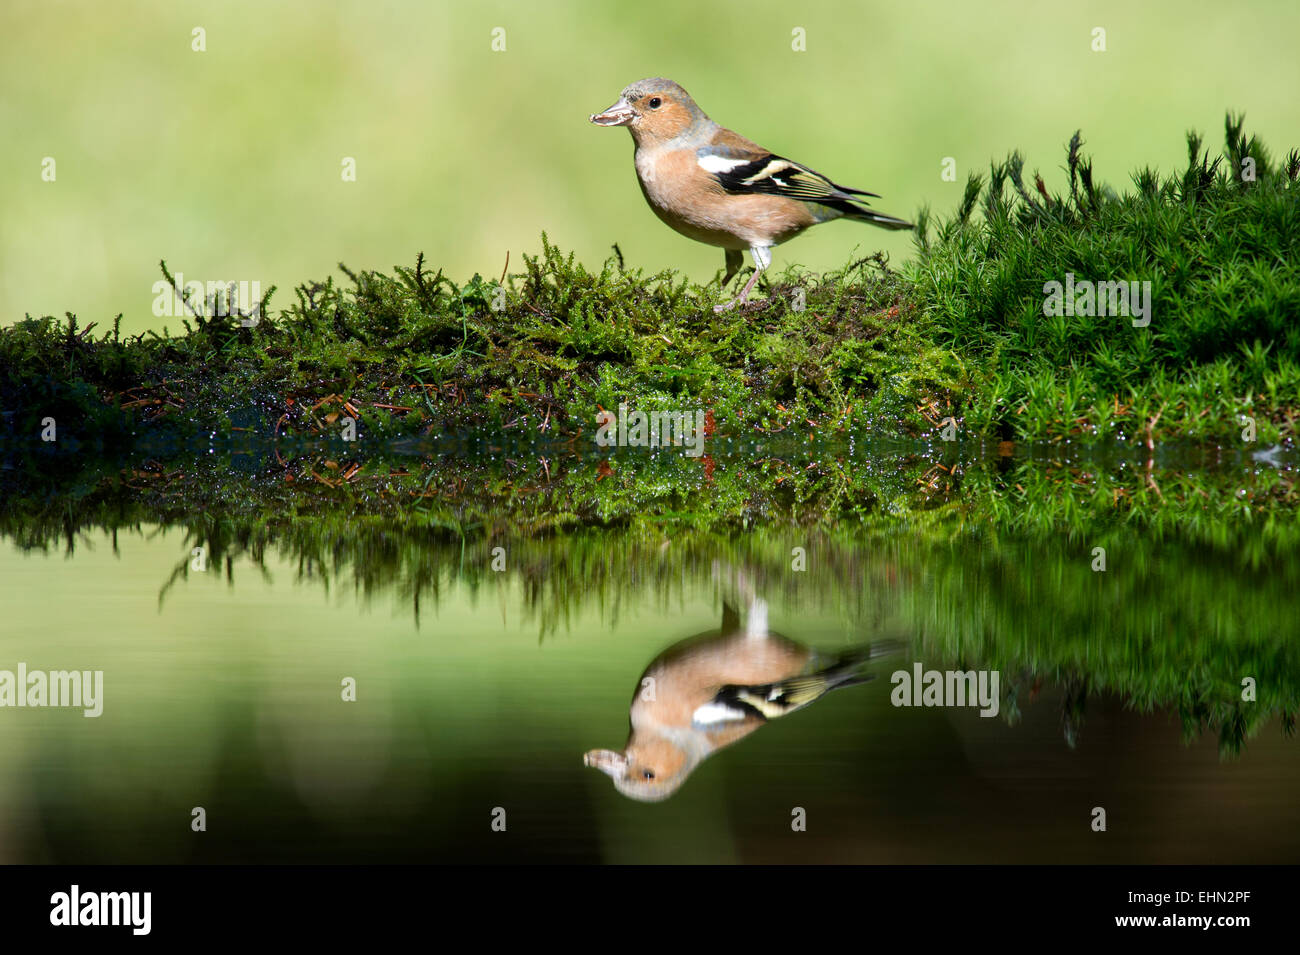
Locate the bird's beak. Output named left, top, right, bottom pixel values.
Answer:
left=590, top=98, right=636, bottom=127
left=583, top=748, right=627, bottom=778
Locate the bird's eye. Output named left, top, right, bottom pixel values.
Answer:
left=647, top=97, right=662, bottom=109
left=642, top=769, right=656, bottom=780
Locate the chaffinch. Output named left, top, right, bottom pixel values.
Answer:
left=590, top=77, right=913, bottom=310
left=584, top=597, right=899, bottom=802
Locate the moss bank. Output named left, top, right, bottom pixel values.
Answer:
left=1, top=114, right=1296, bottom=451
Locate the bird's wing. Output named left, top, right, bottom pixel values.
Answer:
left=713, top=668, right=878, bottom=720
left=714, top=676, right=834, bottom=719
left=696, top=137, right=881, bottom=203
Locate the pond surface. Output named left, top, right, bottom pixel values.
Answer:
left=0, top=439, right=1296, bottom=863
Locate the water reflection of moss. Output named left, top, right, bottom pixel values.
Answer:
left=1, top=442, right=1295, bottom=757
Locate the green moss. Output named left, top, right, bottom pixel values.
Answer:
left=910, top=115, right=1300, bottom=444
left=1, top=114, right=1295, bottom=451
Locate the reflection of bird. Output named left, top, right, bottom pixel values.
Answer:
left=584, top=597, right=899, bottom=802
left=590, top=78, right=913, bottom=310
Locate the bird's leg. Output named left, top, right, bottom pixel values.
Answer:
left=733, top=567, right=757, bottom=608
left=712, top=560, right=757, bottom=608
left=714, top=245, right=771, bottom=312
left=737, top=245, right=771, bottom=304
left=745, top=597, right=769, bottom=640
left=722, top=248, right=743, bottom=287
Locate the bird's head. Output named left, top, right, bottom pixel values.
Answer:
left=589, top=78, right=709, bottom=147
left=583, top=736, right=695, bottom=802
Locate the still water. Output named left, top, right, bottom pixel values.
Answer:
left=0, top=441, right=1296, bottom=863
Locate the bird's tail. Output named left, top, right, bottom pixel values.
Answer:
left=843, top=205, right=914, bottom=230
left=815, top=639, right=906, bottom=691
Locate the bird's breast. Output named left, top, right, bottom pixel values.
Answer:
left=633, top=148, right=743, bottom=249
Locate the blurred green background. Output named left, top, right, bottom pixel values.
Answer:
left=3, top=0, right=1299, bottom=336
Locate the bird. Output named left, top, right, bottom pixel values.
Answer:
left=583, top=594, right=901, bottom=802
left=590, top=77, right=913, bottom=311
